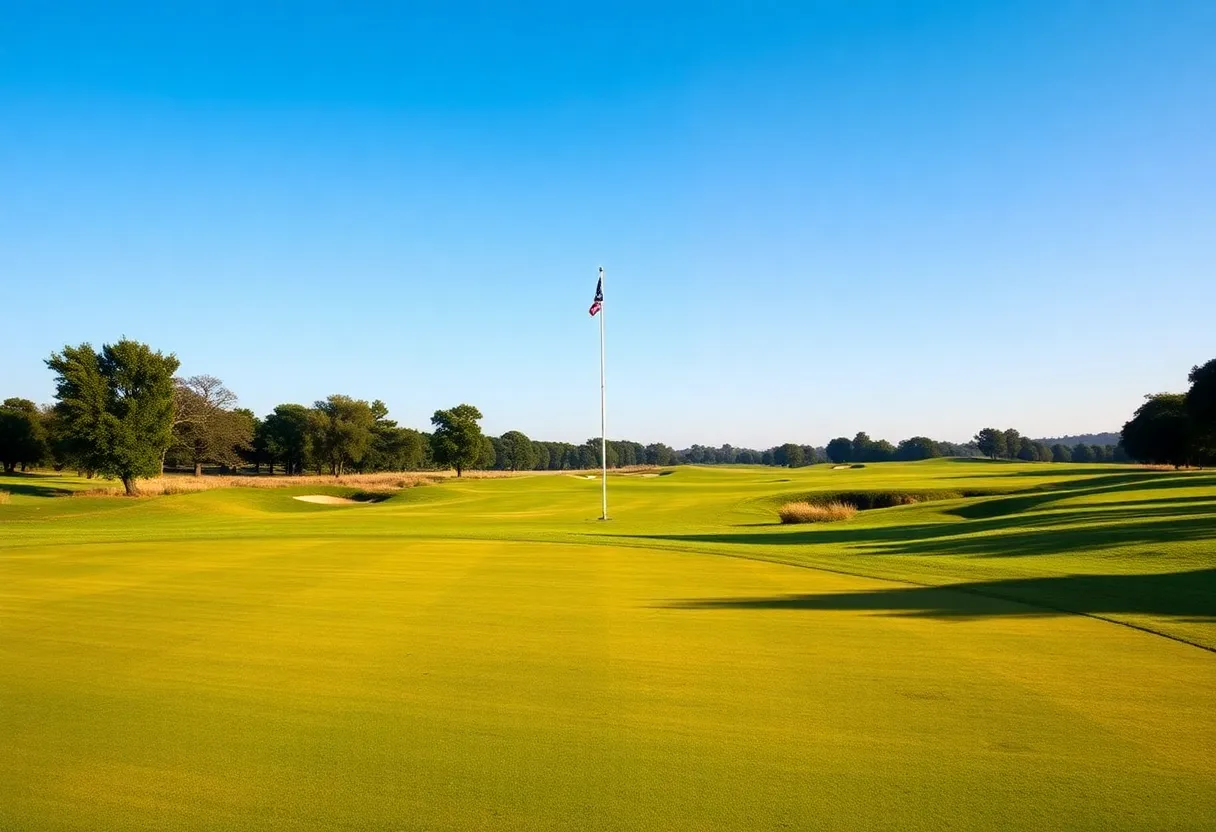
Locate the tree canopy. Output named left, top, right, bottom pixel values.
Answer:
left=1120, top=393, right=1196, bottom=468
left=45, top=340, right=179, bottom=494
left=430, top=404, right=485, bottom=476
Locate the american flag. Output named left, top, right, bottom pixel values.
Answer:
left=588, top=274, right=603, bottom=316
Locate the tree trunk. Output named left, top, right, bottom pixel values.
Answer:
left=266, top=461, right=273, bottom=476
left=194, top=462, right=203, bottom=477
left=456, top=464, right=463, bottom=477
left=122, top=476, right=137, bottom=496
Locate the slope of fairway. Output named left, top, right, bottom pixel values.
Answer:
left=2, top=462, right=1214, bottom=830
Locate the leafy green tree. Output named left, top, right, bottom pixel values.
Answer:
left=1003, top=429, right=1021, bottom=460
left=895, top=436, right=938, bottom=461
left=774, top=443, right=804, bottom=468
left=532, top=441, right=550, bottom=471
left=826, top=437, right=852, bottom=464
left=1051, top=443, right=1071, bottom=463
left=242, top=411, right=271, bottom=473
left=310, top=395, right=376, bottom=476
left=430, top=404, right=485, bottom=476
left=1186, top=358, right=1216, bottom=453
left=868, top=439, right=896, bottom=462
left=973, top=428, right=1005, bottom=460
left=1034, top=442, right=1054, bottom=462
left=1016, top=436, right=1038, bottom=461
left=645, top=442, right=676, bottom=466
left=1121, top=393, right=1195, bottom=467
left=1071, top=442, right=1094, bottom=463
left=263, top=404, right=312, bottom=475
left=499, top=430, right=537, bottom=471
left=357, top=402, right=427, bottom=472
left=46, top=339, right=179, bottom=495
left=851, top=432, right=874, bottom=462
left=0, top=398, right=48, bottom=472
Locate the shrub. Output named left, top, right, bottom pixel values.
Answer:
left=778, top=501, right=857, bottom=524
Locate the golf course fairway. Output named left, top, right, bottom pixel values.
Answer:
left=2, top=461, right=1214, bottom=830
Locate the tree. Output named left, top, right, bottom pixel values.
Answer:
left=851, top=432, right=874, bottom=462
left=645, top=442, right=676, bottom=466
left=499, top=430, right=537, bottom=471
left=974, top=428, right=1005, bottom=460
left=310, top=395, right=376, bottom=476
left=1003, top=429, right=1021, bottom=460
left=430, top=404, right=485, bottom=476
left=46, top=340, right=179, bottom=495
left=1186, top=358, right=1216, bottom=453
left=1120, top=393, right=1195, bottom=468
left=868, top=439, right=896, bottom=462
left=895, top=436, right=938, bottom=461
left=1016, top=436, right=1038, bottom=461
left=1071, top=442, right=1094, bottom=463
left=0, top=398, right=48, bottom=472
left=532, top=441, right=550, bottom=471
left=170, top=375, right=250, bottom=476
left=825, top=437, right=852, bottom=464
left=774, top=443, right=804, bottom=468
left=262, top=404, right=312, bottom=475
left=1051, top=443, right=1072, bottom=463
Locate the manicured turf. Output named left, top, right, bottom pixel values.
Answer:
left=2, top=462, right=1214, bottom=830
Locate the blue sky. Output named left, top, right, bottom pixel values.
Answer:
left=2, top=1, right=1213, bottom=448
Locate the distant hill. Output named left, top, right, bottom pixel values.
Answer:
left=1034, top=432, right=1121, bottom=447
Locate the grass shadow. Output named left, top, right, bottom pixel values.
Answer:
left=659, top=569, right=1216, bottom=625
left=620, top=500, right=1216, bottom=558
left=0, top=479, right=76, bottom=498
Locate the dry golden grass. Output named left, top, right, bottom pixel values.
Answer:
left=64, top=465, right=661, bottom=498
left=74, top=472, right=443, bottom=497
left=0, top=489, right=10, bottom=505
left=778, top=500, right=857, bottom=524
left=68, top=465, right=664, bottom=497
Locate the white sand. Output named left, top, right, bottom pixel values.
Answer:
left=293, top=495, right=359, bottom=505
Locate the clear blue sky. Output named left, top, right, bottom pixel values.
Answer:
left=2, top=1, right=1213, bottom=448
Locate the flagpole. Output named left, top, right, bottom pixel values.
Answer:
left=598, top=266, right=608, bottom=520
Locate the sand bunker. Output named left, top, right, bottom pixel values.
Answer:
left=293, top=495, right=359, bottom=505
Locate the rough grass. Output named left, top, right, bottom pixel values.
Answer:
left=0, top=488, right=9, bottom=504
left=778, top=499, right=857, bottom=523
left=1, top=460, right=1214, bottom=830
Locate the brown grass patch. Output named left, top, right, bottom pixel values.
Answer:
left=0, top=489, right=10, bottom=505
left=778, top=500, right=857, bottom=524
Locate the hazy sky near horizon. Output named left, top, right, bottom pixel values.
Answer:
left=2, top=1, right=1213, bottom=448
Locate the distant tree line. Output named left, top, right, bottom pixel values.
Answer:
left=1119, top=358, right=1216, bottom=467
left=972, top=427, right=1131, bottom=464
left=7, top=339, right=1205, bottom=492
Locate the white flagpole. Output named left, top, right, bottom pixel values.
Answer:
left=598, top=266, right=608, bottom=520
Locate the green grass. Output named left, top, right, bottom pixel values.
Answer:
left=2, top=461, right=1214, bottom=830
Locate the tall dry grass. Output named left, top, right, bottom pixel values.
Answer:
left=73, top=472, right=443, bottom=498
left=778, top=500, right=857, bottom=524
left=66, top=465, right=662, bottom=498
left=0, top=489, right=10, bottom=505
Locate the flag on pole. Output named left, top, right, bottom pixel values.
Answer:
left=589, top=276, right=603, bottom=316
